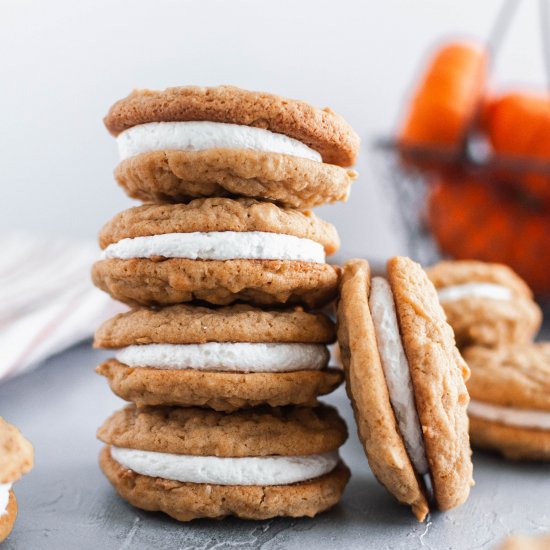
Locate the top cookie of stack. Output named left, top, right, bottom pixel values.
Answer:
left=104, top=85, right=359, bottom=209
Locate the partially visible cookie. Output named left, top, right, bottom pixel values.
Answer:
left=0, top=419, right=33, bottom=544
left=495, top=533, right=550, bottom=550
left=95, top=304, right=342, bottom=411
left=427, top=260, right=542, bottom=348
left=337, top=257, right=473, bottom=521
left=0, top=418, right=33, bottom=484
left=92, top=198, right=341, bottom=308
left=465, top=343, right=550, bottom=460
left=98, top=404, right=350, bottom=521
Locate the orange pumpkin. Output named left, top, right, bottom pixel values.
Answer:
left=484, top=92, right=550, bottom=205
left=427, top=176, right=550, bottom=295
left=400, top=42, right=487, bottom=152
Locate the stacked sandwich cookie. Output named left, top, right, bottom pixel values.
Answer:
left=464, top=344, right=550, bottom=461
left=93, top=85, right=360, bottom=520
left=0, top=418, right=34, bottom=543
left=336, top=257, right=474, bottom=521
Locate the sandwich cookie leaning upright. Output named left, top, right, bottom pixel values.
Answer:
left=337, top=258, right=473, bottom=521
left=104, top=85, right=359, bottom=209
left=465, top=343, right=550, bottom=461
left=95, top=304, right=343, bottom=411
left=0, top=418, right=34, bottom=543
left=92, top=198, right=341, bottom=308
left=427, top=260, right=541, bottom=349
left=98, top=404, right=350, bottom=520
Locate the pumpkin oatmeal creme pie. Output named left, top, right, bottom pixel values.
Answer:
left=464, top=343, right=550, bottom=461
left=92, top=197, right=341, bottom=308
left=94, top=304, right=343, bottom=411
left=104, top=85, right=359, bottom=209
left=97, top=404, right=350, bottom=520
left=426, top=260, right=541, bottom=349
left=336, top=257, right=473, bottom=521
left=0, top=418, right=34, bottom=543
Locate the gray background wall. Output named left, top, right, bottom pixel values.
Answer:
left=1, top=0, right=545, bottom=259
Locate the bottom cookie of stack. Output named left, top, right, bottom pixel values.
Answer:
left=98, top=404, right=349, bottom=521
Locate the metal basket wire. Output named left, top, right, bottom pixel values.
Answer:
left=373, top=0, right=550, bottom=295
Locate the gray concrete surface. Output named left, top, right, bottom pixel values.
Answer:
left=1, top=342, right=549, bottom=550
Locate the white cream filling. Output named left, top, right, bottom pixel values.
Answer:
left=117, top=121, right=322, bottom=162
left=369, top=277, right=429, bottom=475
left=101, top=231, right=326, bottom=263
left=437, top=283, right=513, bottom=303
left=111, top=447, right=339, bottom=486
left=115, top=342, right=329, bottom=373
left=0, top=483, right=12, bottom=517
left=469, top=400, right=550, bottom=430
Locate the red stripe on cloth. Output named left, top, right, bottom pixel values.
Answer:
left=3, top=291, right=88, bottom=379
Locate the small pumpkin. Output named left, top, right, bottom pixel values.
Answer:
left=427, top=176, right=550, bottom=295
left=484, top=92, right=550, bottom=205
left=399, top=42, right=487, bottom=152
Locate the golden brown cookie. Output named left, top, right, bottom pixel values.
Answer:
left=97, top=404, right=347, bottom=456
left=337, top=257, right=473, bottom=521
left=93, top=258, right=340, bottom=308
left=98, top=404, right=349, bottom=521
left=115, top=149, right=357, bottom=209
left=495, top=533, right=550, bottom=550
left=94, top=304, right=335, bottom=348
left=92, top=198, right=341, bottom=308
left=0, top=418, right=34, bottom=484
left=94, top=304, right=341, bottom=410
left=104, top=85, right=360, bottom=166
left=387, top=256, right=472, bottom=511
left=0, top=490, right=17, bottom=544
left=97, top=198, right=340, bottom=255
left=427, top=260, right=541, bottom=348
left=465, top=344, right=550, bottom=460
left=97, top=360, right=343, bottom=411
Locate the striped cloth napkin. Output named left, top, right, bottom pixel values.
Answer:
left=0, top=234, right=126, bottom=383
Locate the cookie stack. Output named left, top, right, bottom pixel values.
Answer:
left=92, top=85, right=360, bottom=520
left=427, top=260, right=550, bottom=462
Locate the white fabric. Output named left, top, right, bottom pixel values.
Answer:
left=0, top=234, right=126, bottom=383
